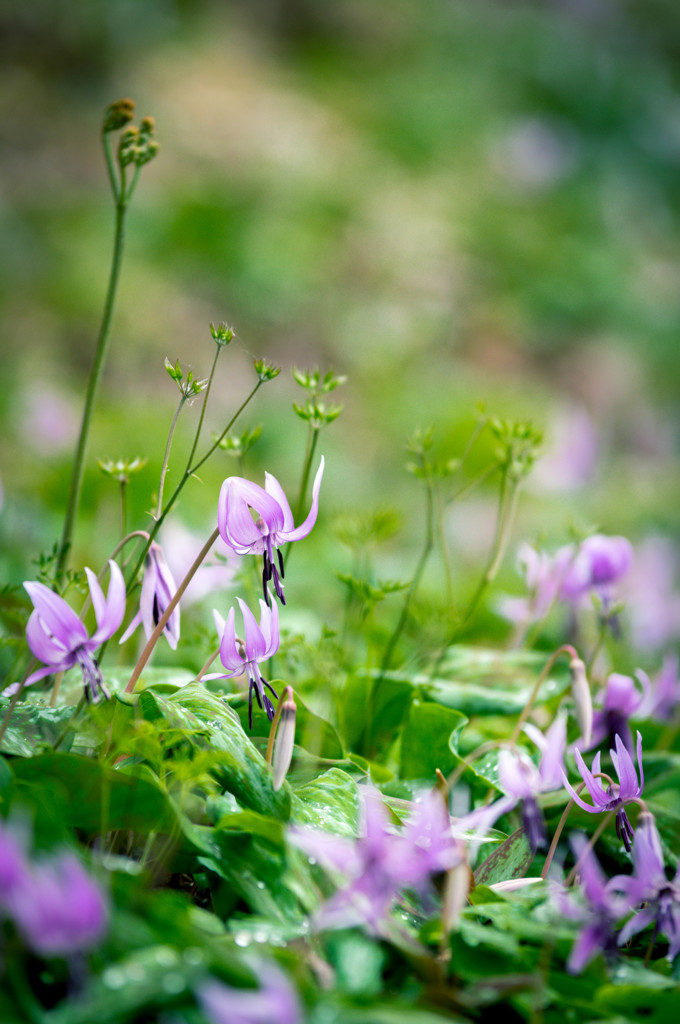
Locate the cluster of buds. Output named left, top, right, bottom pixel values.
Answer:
left=118, top=115, right=159, bottom=168
left=164, top=357, right=208, bottom=398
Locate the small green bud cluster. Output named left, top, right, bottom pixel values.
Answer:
left=405, top=426, right=458, bottom=479
left=254, top=358, right=281, bottom=383
left=210, top=322, right=235, bottom=347
left=489, top=418, right=543, bottom=482
left=97, top=457, right=147, bottom=484
left=216, top=424, right=262, bottom=457
left=293, top=367, right=347, bottom=394
left=164, top=357, right=208, bottom=398
left=118, top=116, right=159, bottom=168
left=102, top=98, right=135, bottom=133
left=293, top=397, right=342, bottom=429
left=292, top=366, right=346, bottom=430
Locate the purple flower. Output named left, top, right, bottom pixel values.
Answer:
left=623, top=536, right=680, bottom=652
left=119, top=542, right=180, bottom=649
left=197, top=962, right=302, bottom=1024
left=614, top=811, right=680, bottom=960
left=206, top=598, right=280, bottom=728
left=590, top=671, right=651, bottom=753
left=563, top=732, right=644, bottom=852
left=8, top=852, right=108, bottom=957
left=637, top=655, right=680, bottom=722
left=217, top=458, right=324, bottom=606
left=291, top=787, right=461, bottom=934
left=559, top=534, right=633, bottom=606
left=6, top=560, right=126, bottom=700
left=497, top=715, right=567, bottom=850
left=556, top=834, right=630, bottom=974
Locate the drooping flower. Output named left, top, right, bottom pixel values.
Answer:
left=206, top=597, right=280, bottom=727
left=5, top=560, right=126, bottom=700
left=555, top=834, right=631, bottom=974
left=613, top=811, right=680, bottom=960
left=559, top=534, right=633, bottom=607
left=8, top=852, right=108, bottom=957
left=497, top=714, right=567, bottom=850
left=290, top=787, right=462, bottom=934
left=197, top=961, right=302, bottom=1024
left=119, top=542, right=180, bottom=649
left=217, top=457, right=325, bottom=606
left=589, top=671, right=651, bottom=753
left=562, top=732, right=645, bottom=852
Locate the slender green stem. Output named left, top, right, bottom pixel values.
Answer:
left=126, top=380, right=264, bottom=590
left=184, top=344, right=222, bottom=473
left=156, top=395, right=187, bottom=519
left=119, top=479, right=127, bottom=537
left=102, top=131, right=119, bottom=200
left=509, top=644, right=577, bottom=746
left=286, top=427, right=319, bottom=567
left=56, top=198, right=129, bottom=583
left=125, top=527, right=219, bottom=692
left=434, top=479, right=454, bottom=609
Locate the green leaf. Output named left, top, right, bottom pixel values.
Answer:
left=291, top=767, right=360, bottom=836
left=0, top=699, right=77, bottom=756
left=474, top=827, right=533, bottom=887
left=400, top=701, right=467, bottom=781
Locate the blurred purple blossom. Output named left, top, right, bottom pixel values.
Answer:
left=8, top=852, right=108, bottom=957
left=206, top=597, right=280, bottom=727
left=217, top=458, right=324, bottom=606
left=290, top=787, right=461, bottom=934
left=559, top=534, right=633, bottom=606
left=590, top=671, right=651, bottom=753
left=556, top=834, right=631, bottom=974
left=497, top=715, right=567, bottom=849
left=563, top=732, right=644, bottom=852
left=197, top=962, right=302, bottom=1024
left=161, top=522, right=239, bottom=606
left=637, top=655, right=680, bottom=722
left=614, top=811, right=680, bottom=960
left=22, top=383, right=78, bottom=454
left=623, top=536, right=680, bottom=652
left=5, top=560, right=125, bottom=700
left=120, top=542, right=180, bottom=650
left=532, top=406, right=598, bottom=493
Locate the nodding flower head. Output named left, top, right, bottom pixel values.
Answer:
left=563, top=731, right=645, bottom=852
left=6, top=561, right=126, bottom=702
left=206, top=597, right=280, bottom=728
left=217, top=458, right=324, bottom=606
left=119, top=542, right=180, bottom=650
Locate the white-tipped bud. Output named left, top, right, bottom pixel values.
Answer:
left=570, top=655, right=592, bottom=749
left=272, top=694, right=296, bottom=791
left=442, top=857, right=471, bottom=933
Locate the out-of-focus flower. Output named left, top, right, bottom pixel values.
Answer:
left=590, top=671, right=651, bottom=753
left=120, top=542, right=180, bottom=649
left=532, top=406, right=598, bottom=493
left=197, top=962, right=302, bottom=1024
left=8, top=852, right=108, bottom=957
left=161, top=522, right=239, bottom=606
left=21, top=384, right=78, bottom=454
left=5, top=561, right=125, bottom=700
left=614, top=811, right=680, bottom=961
left=291, top=787, right=461, bottom=934
left=623, top=536, right=680, bottom=652
left=206, top=597, right=280, bottom=728
left=556, top=834, right=631, bottom=974
left=497, top=715, right=567, bottom=850
left=559, top=534, right=633, bottom=606
left=562, top=732, right=645, bottom=852
left=217, top=458, right=324, bottom=606
left=637, top=655, right=680, bottom=722
left=498, top=542, right=574, bottom=626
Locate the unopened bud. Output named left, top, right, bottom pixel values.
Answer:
left=139, top=116, right=156, bottom=135
left=103, top=98, right=135, bottom=133
left=570, top=655, right=592, bottom=748
left=272, top=691, right=296, bottom=791
left=442, top=858, right=471, bottom=933
left=210, top=322, right=235, bottom=347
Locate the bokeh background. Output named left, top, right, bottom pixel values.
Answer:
left=1, top=0, right=679, bottom=671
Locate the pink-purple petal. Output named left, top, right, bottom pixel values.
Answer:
left=279, top=457, right=324, bottom=543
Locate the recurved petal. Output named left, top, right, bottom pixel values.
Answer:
left=218, top=477, right=284, bottom=550
left=573, top=747, right=609, bottom=807
left=87, top=561, right=126, bottom=645
left=264, top=471, right=295, bottom=532
left=25, top=608, right=69, bottom=665
left=24, top=581, right=87, bottom=650
left=610, top=732, right=641, bottom=798
left=218, top=606, right=243, bottom=672
left=237, top=597, right=266, bottom=661
left=280, top=456, right=324, bottom=543
left=258, top=597, right=280, bottom=658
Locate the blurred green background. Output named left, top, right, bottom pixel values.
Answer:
left=1, top=0, right=679, bottom=665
